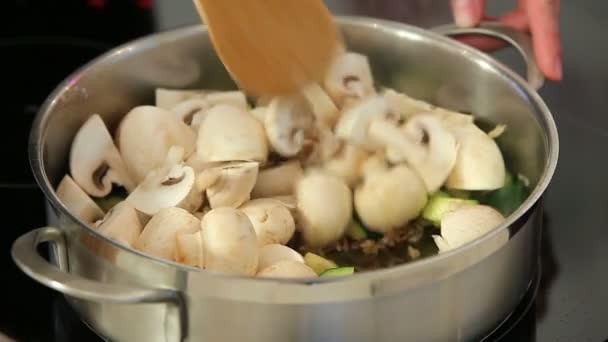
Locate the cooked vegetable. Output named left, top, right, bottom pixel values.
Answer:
left=258, top=244, right=304, bottom=270
left=346, top=220, right=368, bottom=241
left=422, top=194, right=478, bottom=226
left=257, top=260, right=318, bottom=279
left=320, top=267, right=355, bottom=277
left=304, top=252, right=338, bottom=275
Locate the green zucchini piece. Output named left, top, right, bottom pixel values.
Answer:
left=346, top=221, right=368, bottom=241
left=422, top=195, right=478, bottom=226
left=320, top=267, right=355, bottom=277
left=478, top=176, right=528, bottom=216
left=304, top=252, right=338, bottom=275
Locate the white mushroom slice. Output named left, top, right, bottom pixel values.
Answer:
left=445, top=124, right=506, bottom=190
left=487, top=124, right=507, bottom=139
left=250, top=106, right=268, bottom=123
left=264, top=95, right=315, bottom=157
left=175, top=231, right=204, bottom=267
left=383, top=114, right=458, bottom=193
left=299, top=123, right=341, bottom=166
left=354, top=164, right=428, bottom=233
left=267, top=195, right=297, bottom=210
left=251, top=161, right=303, bottom=198
left=134, top=207, right=200, bottom=261
left=383, top=88, right=474, bottom=128
left=301, top=82, right=340, bottom=127
left=197, top=104, right=268, bottom=163
left=334, top=95, right=391, bottom=151
left=70, top=114, right=135, bottom=197
left=117, top=106, right=196, bottom=183
left=323, top=144, right=370, bottom=187
left=169, top=99, right=210, bottom=127
left=201, top=161, right=259, bottom=209
left=156, top=88, right=247, bottom=110
left=201, top=207, right=258, bottom=276
left=56, top=174, right=104, bottom=224
left=258, top=244, right=304, bottom=270
left=257, top=260, right=317, bottom=279
left=126, top=147, right=203, bottom=216
left=295, top=171, right=352, bottom=247
left=190, top=112, right=207, bottom=133
left=239, top=199, right=296, bottom=246
left=95, top=201, right=143, bottom=248
left=433, top=205, right=507, bottom=253
left=324, top=52, right=376, bottom=108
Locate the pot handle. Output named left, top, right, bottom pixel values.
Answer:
left=431, top=22, right=544, bottom=90
left=11, top=227, right=187, bottom=342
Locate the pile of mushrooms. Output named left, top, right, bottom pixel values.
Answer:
left=57, top=49, right=511, bottom=278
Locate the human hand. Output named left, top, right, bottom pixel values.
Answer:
left=450, top=0, right=562, bottom=81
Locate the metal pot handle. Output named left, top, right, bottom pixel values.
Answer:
left=431, top=22, right=544, bottom=90
left=11, top=227, right=187, bottom=342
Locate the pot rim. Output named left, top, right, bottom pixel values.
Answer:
left=29, top=15, right=559, bottom=287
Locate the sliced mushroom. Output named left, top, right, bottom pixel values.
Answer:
left=201, top=207, right=258, bottom=276
left=383, top=88, right=474, bottom=128
left=117, top=106, right=196, bottom=183
left=250, top=106, right=268, bottom=123
left=323, top=144, right=370, bottom=187
left=251, top=160, right=303, bottom=198
left=264, top=94, right=315, bottom=157
left=258, top=244, right=304, bottom=271
left=295, top=170, right=352, bottom=248
left=239, top=199, right=296, bottom=246
left=156, top=88, right=247, bottom=110
left=257, top=260, right=317, bottom=279
left=432, top=204, right=507, bottom=253
left=445, top=124, right=506, bottom=190
left=301, top=82, right=340, bottom=127
left=334, top=95, right=392, bottom=151
left=56, top=174, right=104, bottom=224
left=169, top=99, right=210, bottom=130
left=134, top=207, right=200, bottom=261
left=70, top=114, right=135, bottom=197
left=95, top=201, right=143, bottom=248
left=175, top=231, right=204, bottom=267
left=298, top=123, right=341, bottom=166
left=199, top=161, right=259, bottom=209
left=197, top=104, right=268, bottom=163
left=324, top=52, right=376, bottom=108
left=354, top=161, right=428, bottom=233
left=383, top=114, right=458, bottom=193
left=126, top=146, right=203, bottom=216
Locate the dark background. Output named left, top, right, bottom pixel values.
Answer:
left=2, top=0, right=608, bottom=341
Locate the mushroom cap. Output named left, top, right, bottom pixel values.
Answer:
left=334, top=95, right=390, bottom=151
left=175, top=231, right=204, bottom=268
left=386, top=114, right=458, bottom=193
left=383, top=88, right=435, bottom=120
left=117, top=106, right=196, bottom=183
left=70, top=114, right=135, bottom=197
left=203, top=161, right=259, bottom=209
left=258, top=244, right=304, bottom=270
left=239, top=199, right=296, bottom=246
left=201, top=207, right=259, bottom=276
left=434, top=204, right=507, bottom=253
left=298, top=123, right=341, bottom=166
left=156, top=88, right=247, bottom=110
left=134, top=207, right=200, bottom=261
left=169, top=91, right=250, bottom=131
left=295, top=171, right=353, bottom=247
left=126, top=147, right=202, bottom=216
left=257, top=260, right=317, bottom=279
left=264, top=94, right=315, bottom=157
left=323, top=52, right=376, bottom=108
left=95, top=201, right=143, bottom=248
left=197, top=104, right=268, bottom=163
left=56, top=174, right=104, bottom=224
left=170, top=99, right=210, bottom=127
left=446, top=124, right=506, bottom=190
left=323, top=144, right=370, bottom=187
left=251, top=160, right=303, bottom=198
left=354, top=164, right=428, bottom=233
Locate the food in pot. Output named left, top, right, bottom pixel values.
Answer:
left=56, top=50, right=530, bottom=278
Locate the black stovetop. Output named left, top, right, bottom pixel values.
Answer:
left=4, top=1, right=608, bottom=341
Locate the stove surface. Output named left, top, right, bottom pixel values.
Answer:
left=3, top=1, right=608, bottom=341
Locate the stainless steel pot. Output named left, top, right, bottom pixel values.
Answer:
left=11, top=16, right=558, bottom=342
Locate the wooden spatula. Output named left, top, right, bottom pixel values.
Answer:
left=192, top=0, right=342, bottom=97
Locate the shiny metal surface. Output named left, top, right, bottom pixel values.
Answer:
left=13, top=16, right=558, bottom=341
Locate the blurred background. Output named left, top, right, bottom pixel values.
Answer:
left=1, top=1, right=607, bottom=341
